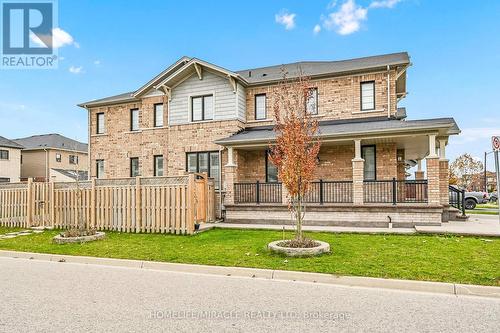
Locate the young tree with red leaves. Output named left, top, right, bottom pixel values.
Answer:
left=268, top=69, right=321, bottom=242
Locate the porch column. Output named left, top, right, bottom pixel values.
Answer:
left=438, top=138, right=449, bottom=206
left=426, top=134, right=440, bottom=205
left=224, top=147, right=238, bottom=205
left=415, top=160, right=425, bottom=180
left=352, top=139, right=364, bottom=205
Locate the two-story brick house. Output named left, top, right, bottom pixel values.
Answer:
left=79, top=52, right=460, bottom=227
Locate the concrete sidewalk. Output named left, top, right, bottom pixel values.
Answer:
left=202, top=214, right=500, bottom=237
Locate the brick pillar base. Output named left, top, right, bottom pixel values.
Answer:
left=426, top=157, right=441, bottom=205
left=439, top=159, right=449, bottom=206
left=352, top=158, right=364, bottom=205
left=224, top=166, right=237, bottom=206
left=415, top=171, right=425, bottom=180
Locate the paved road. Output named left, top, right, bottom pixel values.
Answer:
left=0, top=257, right=499, bottom=332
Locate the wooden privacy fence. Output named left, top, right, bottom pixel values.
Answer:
left=0, top=174, right=215, bottom=235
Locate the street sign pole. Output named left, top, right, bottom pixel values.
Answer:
left=492, top=136, right=500, bottom=224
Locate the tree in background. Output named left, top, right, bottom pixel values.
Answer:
left=268, top=69, right=321, bottom=243
left=449, top=153, right=484, bottom=190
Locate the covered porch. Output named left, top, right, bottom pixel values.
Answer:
left=216, top=117, right=459, bottom=227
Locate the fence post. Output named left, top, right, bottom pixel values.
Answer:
left=50, top=180, right=55, bottom=228
left=26, top=178, right=33, bottom=227
left=392, top=177, right=397, bottom=206
left=135, top=176, right=142, bottom=233
left=319, top=179, right=324, bottom=205
left=187, top=174, right=196, bottom=234
left=256, top=180, right=260, bottom=204
left=90, top=178, right=96, bottom=229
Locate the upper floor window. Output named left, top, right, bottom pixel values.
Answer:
left=255, top=94, right=266, bottom=120
left=154, top=155, right=164, bottom=176
left=96, top=112, right=105, bottom=134
left=55, top=153, right=61, bottom=162
left=130, top=108, right=139, bottom=131
left=96, top=159, right=104, bottom=179
left=130, top=157, right=140, bottom=177
left=361, top=81, right=375, bottom=111
left=0, top=150, right=9, bottom=160
left=265, top=151, right=278, bottom=183
left=69, top=155, right=79, bottom=165
left=186, top=151, right=219, bottom=188
left=154, top=104, right=164, bottom=127
left=362, top=145, right=376, bottom=180
left=306, top=88, right=318, bottom=115
left=191, top=95, right=213, bottom=122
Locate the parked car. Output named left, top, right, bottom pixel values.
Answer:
left=489, top=192, right=498, bottom=203
left=464, top=191, right=489, bottom=210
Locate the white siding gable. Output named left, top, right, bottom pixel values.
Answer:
left=169, top=70, right=245, bottom=125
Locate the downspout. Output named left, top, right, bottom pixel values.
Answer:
left=43, top=148, right=48, bottom=181
left=387, top=65, right=391, bottom=118
left=87, top=108, right=91, bottom=180
left=218, top=146, right=223, bottom=221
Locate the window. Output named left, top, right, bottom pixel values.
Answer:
left=360, top=81, right=375, bottom=111
left=306, top=88, right=318, bottom=115
left=0, top=150, right=9, bottom=160
left=191, top=95, right=213, bottom=122
left=154, top=104, right=164, bottom=127
left=154, top=155, right=164, bottom=176
left=130, top=108, right=139, bottom=131
left=265, top=151, right=278, bottom=183
left=186, top=151, right=220, bottom=188
left=362, top=145, right=376, bottom=180
left=255, top=94, right=266, bottom=120
left=55, top=153, right=61, bottom=162
left=130, top=157, right=140, bottom=177
left=69, top=155, right=78, bottom=165
left=96, top=112, right=105, bottom=134
left=96, top=160, right=104, bottom=179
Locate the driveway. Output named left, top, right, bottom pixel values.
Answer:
left=0, top=257, right=499, bottom=332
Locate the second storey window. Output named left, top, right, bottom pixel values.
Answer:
left=361, top=81, right=375, bottom=111
left=96, top=159, right=104, bottom=179
left=130, top=108, right=139, bottom=131
left=306, top=88, right=318, bottom=115
left=55, top=153, right=61, bottom=162
left=191, top=95, right=213, bottom=122
left=255, top=94, right=266, bottom=120
left=154, top=155, right=164, bottom=176
left=69, top=155, right=78, bottom=165
left=154, top=104, right=164, bottom=127
left=186, top=151, right=219, bottom=188
left=362, top=145, right=376, bottom=180
left=0, top=150, right=9, bottom=160
left=96, top=112, right=105, bottom=134
left=130, top=157, right=140, bottom=177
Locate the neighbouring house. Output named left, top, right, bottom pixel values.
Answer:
left=79, top=52, right=460, bottom=227
left=13, top=134, right=88, bottom=182
left=0, top=136, right=23, bottom=183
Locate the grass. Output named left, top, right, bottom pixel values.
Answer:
left=0, top=227, right=499, bottom=286
left=477, top=203, right=499, bottom=209
left=467, top=210, right=499, bottom=215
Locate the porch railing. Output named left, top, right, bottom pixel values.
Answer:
left=304, top=180, right=353, bottom=203
left=364, top=178, right=428, bottom=204
left=234, top=181, right=282, bottom=204
left=449, top=185, right=466, bottom=216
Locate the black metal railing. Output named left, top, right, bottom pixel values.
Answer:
left=234, top=181, right=282, bottom=204
left=364, top=178, right=428, bottom=204
left=449, top=185, right=466, bottom=216
left=304, top=180, right=353, bottom=203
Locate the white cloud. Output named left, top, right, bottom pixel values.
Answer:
left=324, top=0, right=367, bottom=35
left=275, top=10, right=296, bottom=30
left=93, top=60, right=101, bottom=65
left=327, top=0, right=338, bottom=9
left=452, top=127, right=500, bottom=145
left=69, top=66, right=83, bottom=74
left=30, top=27, right=78, bottom=49
left=313, top=24, right=321, bottom=34
left=369, top=0, right=401, bottom=9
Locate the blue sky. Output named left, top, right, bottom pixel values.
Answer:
left=1, top=0, right=499, bottom=169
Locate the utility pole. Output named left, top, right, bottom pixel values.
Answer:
left=484, top=151, right=487, bottom=192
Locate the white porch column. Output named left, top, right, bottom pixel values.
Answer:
left=352, top=139, right=364, bottom=205
left=225, top=146, right=237, bottom=167
left=439, top=139, right=447, bottom=160
left=428, top=134, right=438, bottom=158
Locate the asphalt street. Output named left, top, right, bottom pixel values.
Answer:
left=0, top=257, right=498, bottom=332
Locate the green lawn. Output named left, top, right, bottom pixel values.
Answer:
left=477, top=203, right=499, bottom=209
left=0, top=228, right=498, bottom=286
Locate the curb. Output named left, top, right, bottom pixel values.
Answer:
left=0, top=250, right=498, bottom=299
